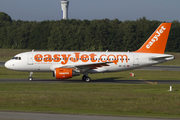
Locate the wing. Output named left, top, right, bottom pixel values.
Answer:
left=50, top=62, right=111, bottom=73
left=73, top=62, right=111, bottom=72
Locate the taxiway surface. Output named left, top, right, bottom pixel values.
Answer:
left=0, top=112, right=178, bottom=120
left=0, top=79, right=180, bottom=84
left=0, top=62, right=4, bottom=66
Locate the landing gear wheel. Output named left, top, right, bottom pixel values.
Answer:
left=85, top=77, right=91, bottom=82
left=29, top=72, right=33, bottom=81
left=82, top=75, right=86, bottom=81
left=29, top=77, right=33, bottom=81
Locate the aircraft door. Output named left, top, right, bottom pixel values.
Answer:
left=133, top=55, right=139, bottom=65
left=27, top=53, right=34, bottom=65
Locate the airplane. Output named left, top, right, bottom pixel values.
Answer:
left=5, top=23, right=174, bottom=82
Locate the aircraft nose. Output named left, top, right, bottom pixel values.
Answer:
left=5, top=61, right=9, bottom=68
left=5, top=61, right=13, bottom=69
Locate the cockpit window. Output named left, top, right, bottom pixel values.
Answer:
left=12, top=57, right=21, bottom=60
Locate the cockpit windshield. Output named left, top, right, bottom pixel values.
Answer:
left=12, top=57, right=21, bottom=60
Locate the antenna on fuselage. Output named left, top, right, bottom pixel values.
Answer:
left=32, top=49, right=34, bottom=52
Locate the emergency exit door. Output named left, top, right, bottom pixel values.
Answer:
left=27, top=53, right=33, bottom=65
left=133, top=55, right=139, bottom=65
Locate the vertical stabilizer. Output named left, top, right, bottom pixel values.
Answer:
left=135, top=23, right=171, bottom=54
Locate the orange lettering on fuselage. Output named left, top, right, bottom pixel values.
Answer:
left=100, top=54, right=107, bottom=62
left=117, top=55, right=128, bottom=63
left=89, top=53, right=97, bottom=62
left=34, top=53, right=129, bottom=65
left=108, top=54, right=118, bottom=65
left=70, top=53, right=80, bottom=62
left=53, top=54, right=60, bottom=62
left=34, top=54, right=43, bottom=62
left=44, top=54, right=52, bottom=62
left=61, top=54, right=71, bottom=65
left=81, top=54, right=89, bottom=62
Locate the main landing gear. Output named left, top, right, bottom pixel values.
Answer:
left=28, top=72, right=33, bottom=81
left=28, top=72, right=91, bottom=82
left=82, top=75, right=91, bottom=82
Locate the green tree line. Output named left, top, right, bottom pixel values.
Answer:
left=0, top=12, right=180, bottom=52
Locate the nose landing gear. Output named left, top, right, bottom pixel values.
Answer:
left=28, top=72, right=33, bottom=81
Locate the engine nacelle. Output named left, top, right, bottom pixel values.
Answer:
left=54, top=68, right=73, bottom=79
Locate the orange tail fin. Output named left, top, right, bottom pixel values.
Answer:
left=135, top=23, right=171, bottom=54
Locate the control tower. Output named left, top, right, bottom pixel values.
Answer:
left=61, top=0, right=69, bottom=19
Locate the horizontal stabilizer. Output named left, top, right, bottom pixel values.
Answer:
left=150, top=55, right=174, bottom=61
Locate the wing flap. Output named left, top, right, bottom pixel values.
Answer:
left=50, top=62, right=111, bottom=71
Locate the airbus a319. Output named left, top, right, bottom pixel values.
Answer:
left=5, top=23, right=174, bottom=82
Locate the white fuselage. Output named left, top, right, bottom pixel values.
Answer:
left=5, top=51, right=174, bottom=73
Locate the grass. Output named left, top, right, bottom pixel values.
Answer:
left=1, top=67, right=180, bottom=118
left=0, top=83, right=180, bottom=118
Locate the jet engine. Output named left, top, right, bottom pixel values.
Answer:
left=54, top=68, right=80, bottom=79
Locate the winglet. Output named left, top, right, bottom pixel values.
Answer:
left=135, top=23, right=171, bottom=54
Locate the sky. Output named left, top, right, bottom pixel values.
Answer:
left=0, top=0, right=180, bottom=22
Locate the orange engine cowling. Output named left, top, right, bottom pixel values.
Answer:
left=55, top=68, right=73, bottom=79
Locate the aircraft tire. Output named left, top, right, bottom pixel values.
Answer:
left=28, top=77, right=33, bottom=81
left=82, top=75, right=86, bottom=81
left=85, top=77, right=91, bottom=82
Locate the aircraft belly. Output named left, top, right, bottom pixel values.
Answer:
left=22, top=64, right=51, bottom=72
